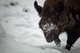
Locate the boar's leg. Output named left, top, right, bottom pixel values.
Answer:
left=65, top=32, right=79, bottom=50
left=34, top=1, right=42, bottom=16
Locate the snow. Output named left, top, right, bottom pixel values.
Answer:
left=43, top=23, right=55, bottom=37
left=0, top=0, right=80, bottom=53
left=0, top=23, right=5, bottom=37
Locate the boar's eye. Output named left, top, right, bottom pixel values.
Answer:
left=42, top=20, right=46, bottom=24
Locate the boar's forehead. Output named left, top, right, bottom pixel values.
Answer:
left=41, top=6, right=54, bottom=17
left=41, top=1, right=55, bottom=17
left=41, top=0, right=64, bottom=17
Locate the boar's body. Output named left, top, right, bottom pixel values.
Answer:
left=34, top=0, right=80, bottom=50
left=64, top=0, right=80, bottom=50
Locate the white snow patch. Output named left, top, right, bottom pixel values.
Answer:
left=43, top=23, right=55, bottom=37
left=0, top=23, right=5, bottom=37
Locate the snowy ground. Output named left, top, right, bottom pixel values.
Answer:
left=0, top=0, right=80, bottom=53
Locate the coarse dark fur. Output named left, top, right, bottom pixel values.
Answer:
left=34, top=0, right=80, bottom=50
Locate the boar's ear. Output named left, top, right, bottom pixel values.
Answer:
left=54, top=2, right=64, bottom=13
left=34, top=1, right=42, bottom=16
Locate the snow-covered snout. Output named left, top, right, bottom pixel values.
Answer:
left=39, top=18, right=61, bottom=47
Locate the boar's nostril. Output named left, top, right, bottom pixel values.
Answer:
left=46, top=39, right=54, bottom=43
